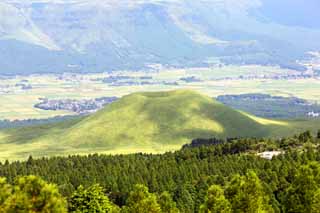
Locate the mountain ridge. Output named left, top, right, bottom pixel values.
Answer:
left=1, top=0, right=319, bottom=74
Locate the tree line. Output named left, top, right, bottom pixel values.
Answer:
left=1, top=131, right=320, bottom=212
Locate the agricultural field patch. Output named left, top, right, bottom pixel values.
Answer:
left=0, top=65, right=319, bottom=120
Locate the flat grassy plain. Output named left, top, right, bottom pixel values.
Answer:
left=1, top=90, right=320, bottom=161
left=1, top=65, right=320, bottom=120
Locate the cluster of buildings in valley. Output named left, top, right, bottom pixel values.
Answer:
left=15, top=83, right=32, bottom=90
left=307, top=111, right=320, bottom=118
left=109, top=80, right=178, bottom=87
left=0, top=84, right=10, bottom=94
left=218, top=93, right=320, bottom=119
left=212, top=73, right=319, bottom=82
left=299, top=51, right=320, bottom=77
left=34, top=97, right=118, bottom=114
left=89, top=73, right=319, bottom=87
left=93, top=75, right=179, bottom=86
left=49, top=58, right=320, bottom=88
left=0, top=79, right=32, bottom=94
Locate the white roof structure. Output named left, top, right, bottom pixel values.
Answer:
left=257, top=151, right=283, bottom=160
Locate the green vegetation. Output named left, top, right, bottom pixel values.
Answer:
left=200, top=171, right=273, bottom=213
left=121, top=184, right=161, bottom=213
left=69, top=184, right=119, bottom=213
left=200, top=185, right=231, bottom=213
left=1, top=90, right=320, bottom=161
left=61, top=90, right=279, bottom=148
left=0, top=176, right=67, bottom=212
left=1, top=132, right=320, bottom=212
left=158, top=191, right=179, bottom=213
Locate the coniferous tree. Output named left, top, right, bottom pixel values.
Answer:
left=299, top=131, right=312, bottom=143
left=158, top=191, right=179, bottom=213
left=0, top=178, right=12, bottom=212
left=283, top=163, right=320, bottom=213
left=199, top=185, right=231, bottom=213
left=225, top=171, right=273, bottom=213
left=2, top=176, right=67, bottom=212
left=311, top=189, right=320, bottom=213
left=175, top=185, right=195, bottom=213
left=69, top=184, right=119, bottom=213
left=122, top=184, right=161, bottom=213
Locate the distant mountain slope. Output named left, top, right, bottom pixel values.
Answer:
left=1, top=90, right=320, bottom=161
left=0, top=0, right=319, bottom=74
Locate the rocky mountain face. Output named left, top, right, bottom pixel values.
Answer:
left=1, top=0, right=319, bottom=74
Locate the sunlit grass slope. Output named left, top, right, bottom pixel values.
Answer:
left=1, top=90, right=320, bottom=161
left=62, top=90, right=269, bottom=148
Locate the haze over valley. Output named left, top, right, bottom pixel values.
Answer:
left=1, top=0, right=320, bottom=74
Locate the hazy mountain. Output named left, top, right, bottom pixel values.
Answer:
left=0, top=0, right=319, bottom=75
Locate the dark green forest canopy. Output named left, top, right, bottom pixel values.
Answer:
left=1, top=131, right=320, bottom=212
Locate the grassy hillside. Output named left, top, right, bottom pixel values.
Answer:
left=62, top=90, right=281, bottom=148
left=0, top=90, right=319, bottom=161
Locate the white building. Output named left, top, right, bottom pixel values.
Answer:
left=257, top=151, right=283, bottom=160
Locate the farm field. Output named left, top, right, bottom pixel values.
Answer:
left=0, top=65, right=320, bottom=120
